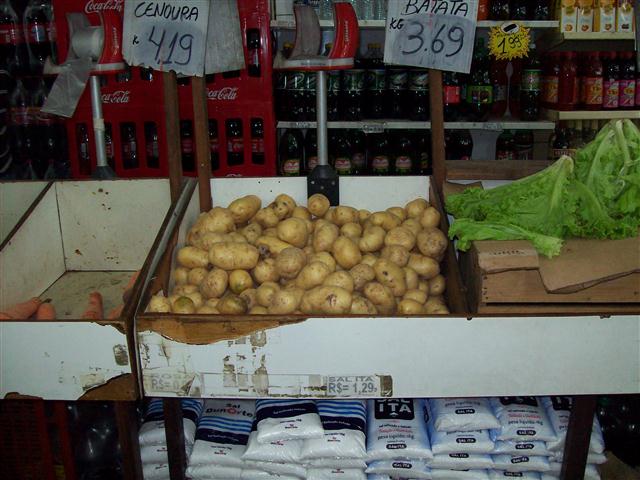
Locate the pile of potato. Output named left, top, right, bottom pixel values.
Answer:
left=148, top=193, right=450, bottom=316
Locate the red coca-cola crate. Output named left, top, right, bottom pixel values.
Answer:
left=53, top=0, right=277, bottom=179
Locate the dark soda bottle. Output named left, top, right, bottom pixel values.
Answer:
left=515, top=130, right=534, bottom=160
left=144, top=122, right=159, bottom=168
left=105, top=123, right=115, bottom=170
left=393, top=132, right=415, bottom=175
left=445, top=130, right=457, bottom=160
left=457, top=129, right=473, bottom=160
left=208, top=119, right=219, bottom=172
left=496, top=130, right=516, bottom=160
left=303, top=71, right=316, bottom=121
left=408, top=68, right=430, bottom=121
left=618, top=51, right=636, bottom=109
left=179, top=120, right=194, bottom=171
left=304, top=129, right=318, bottom=173
left=520, top=42, right=542, bottom=121
left=275, top=72, right=288, bottom=120
left=512, top=0, right=528, bottom=19
left=465, top=39, right=493, bottom=121
left=490, top=0, right=510, bottom=20
left=226, top=119, right=243, bottom=166
left=443, top=71, right=462, bottom=121
left=369, top=133, right=390, bottom=175
left=0, top=0, right=29, bottom=75
left=350, top=130, right=367, bottom=175
left=342, top=69, right=365, bottom=120
left=551, top=122, right=572, bottom=160
left=31, top=77, right=56, bottom=177
left=9, top=79, right=35, bottom=176
left=533, top=0, right=550, bottom=19
left=490, top=59, right=508, bottom=118
left=23, top=0, right=54, bottom=75
left=121, top=123, right=139, bottom=169
left=332, top=130, right=352, bottom=175
left=76, top=123, right=91, bottom=176
left=388, top=67, right=408, bottom=119
left=288, top=72, right=307, bottom=121
left=250, top=118, right=265, bottom=165
left=602, top=52, right=620, bottom=110
left=414, top=131, right=431, bottom=175
left=279, top=128, right=304, bottom=176
left=363, top=43, right=386, bottom=119
left=246, top=28, right=261, bottom=77
left=327, top=71, right=341, bottom=120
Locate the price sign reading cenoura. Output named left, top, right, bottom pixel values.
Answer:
left=384, top=0, right=478, bottom=74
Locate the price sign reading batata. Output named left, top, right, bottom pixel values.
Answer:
left=384, top=0, right=478, bottom=74
left=123, top=0, right=209, bottom=77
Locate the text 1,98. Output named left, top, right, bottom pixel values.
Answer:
left=147, top=25, right=194, bottom=66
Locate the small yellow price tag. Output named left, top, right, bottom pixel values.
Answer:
left=488, top=22, right=530, bottom=61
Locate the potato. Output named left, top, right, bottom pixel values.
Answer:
left=203, top=207, right=236, bottom=233
left=229, top=195, right=261, bottom=224
left=350, top=295, right=378, bottom=315
left=174, top=266, right=189, bottom=285
left=397, top=299, right=426, bottom=315
left=263, top=227, right=278, bottom=237
left=373, top=259, right=407, bottom=297
left=332, top=236, right=362, bottom=269
left=419, top=206, right=441, bottom=228
left=308, top=252, right=337, bottom=272
left=217, top=294, right=247, bottom=314
left=173, top=284, right=198, bottom=296
left=368, top=211, right=401, bottom=231
left=275, top=247, right=307, bottom=279
left=240, top=223, right=262, bottom=244
left=206, top=298, right=220, bottom=308
left=358, top=225, right=386, bottom=253
left=428, top=274, right=446, bottom=296
left=254, top=207, right=280, bottom=228
left=404, top=289, right=428, bottom=304
left=384, top=226, right=416, bottom=251
left=292, top=206, right=311, bottom=221
left=199, top=269, right=228, bottom=299
left=252, top=258, right=280, bottom=284
left=168, top=294, right=180, bottom=305
left=416, top=228, right=448, bottom=258
left=225, top=232, right=248, bottom=243
left=303, top=245, right=314, bottom=256
left=404, top=267, right=419, bottom=290
left=148, top=294, right=171, bottom=313
left=197, top=305, right=219, bottom=314
left=405, top=198, right=429, bottom=218
left=363, top=282, right=396, bottom=315
left=418, top=280, right=429, bottom=292
left=402, top=218, right=422, bottom=236
left=350, top=263, right=376, bottom=291
left=249, top=306, right=268, bottom=315
left=177, top=246, right=209, bottom=268
left=209, top=242, right=259, bottom=270
left=340, top=222, right=362, bottom=239
left=172, top=296, right=196, bottom=314
left=313, top=222, right=339, bottom=252
left=300, top=286, right=352, bottom=315
left=277, top=217, right=309, bottom=248
left=387, top=206, right=407, bottom=221
left=229, top=270, right=253, bottom=294
left=361, top=254, right=378, bottom=267
left=187, top=267, right=208, bottom=286
left=239, top=288, right=257, bottom=310
left=323, top=271, right=354, bottom=293
left=256, top=236, right=292, bottom=256
left=256, top=282, right=279, bottom=307
left=192, top=231, right=227, bottom=250
left=274, top=193, right=297, bottom=218
left=184, top=291, right=203, bottom=309
left=308, top=193, right=330, bottom=217
left=381, top=245, right=410, bottom=267
left=408, top=253, right=440, bottom=280
left=425, top=296, right=449, bottom=314
left=358, top=209, right=371, bottom=224
left=296, top=262, right=331, bottom=289
left=332, top=206, right=358, bottom=226
left=268, top=288, right=303, bottom=314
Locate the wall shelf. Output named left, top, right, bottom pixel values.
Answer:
left=271, top=19, right=560, bottom=29
left=545, top=109, right=640, bottom=121
left=277, top=120, right=556, bottom=130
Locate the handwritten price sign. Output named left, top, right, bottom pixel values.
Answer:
left=123, top=0, right=209, bottom=77
left=488, top=22, right=530, bottom=60
left=384, top=0, right=478, bottom=74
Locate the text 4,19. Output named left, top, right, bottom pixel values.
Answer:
left=401, top=21, right=465, bottom=58
left=147, top=25, right=194, bottom=66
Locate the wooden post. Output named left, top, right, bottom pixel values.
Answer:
left=164, top=398, right=187, bottom=480
left=114, top=401, right=143, bottom=480
left=163, top=71, right=183, bottom=203
left=560, top=395, right=597, bottom=480
left=428, top=68, right=446, bottom=193
left=192, top=76, right=213, bottom=212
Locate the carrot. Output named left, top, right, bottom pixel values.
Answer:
left=35, top=302, right=56, bottom=320
left=0, top=297, right=42, bottom=319
left=81, top=292, right=103, bottom=320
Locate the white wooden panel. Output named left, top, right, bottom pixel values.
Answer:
left=0, top=181, right=48, bottom=242
left=0, top=186, right=65, bottom=309
left=1, top=322, right=131, bottom=399
left=139, top=315, right=640, bottom=398
left=58, top=179, right=171, bottom=271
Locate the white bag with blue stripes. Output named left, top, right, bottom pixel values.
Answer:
left=301, top=400, right=367, bottom=460
left=255, top=399, right=324, bottom=443
left=138, top=398, right=203, bottom=447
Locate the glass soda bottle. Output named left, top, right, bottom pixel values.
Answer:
left=23, top=0, right=55, bottom=75
left=514, top=130, right=534, bottom=160
left=557, top=51, right=578, bottom=111
left=457, top=129, right=473, bottom=160
left=496, top=130, right=516, bottom=160
left=393, top=132, right=415, bottom=175
left=490, top=0, right=511, bottom=19
left=121, top=123, right=138, bottom=169
left=415, top=131, right=432, bottom=175
left=208, top=119, right=219, bottom=171
left=602, top=51, right=620, bottom=109
left=466, top=39, right=493, bottom=121
left=327, top=70, right=341, bottom=121
left=350, top=130, right=367, bottom=175
left=387, top=66, right=408, bottom=119
left=304, top=129, right=318, bottom=174
left=226, top=119, right=244, bottom=166
left=443, top=72, right=462, bottom=121
left=250, top=118, right=265, bottom=164
left=520, top=43, right=542, bottom=120
left=408, top=68, right=429, bottom=121
left=363, top=43, right=386, bottom=119
left=144, top=122, right=159, bottom=169
left=618, top=51, right=636, bottom=109
left=332, top=130, right=352, bottom=175
left=581, top=51, right=603, bottom=110
left=279, top=128, right=304, bottom=176
left=369, top=133, right=390, bottom=175
left=179, top=120, right=194, bottom=171
left=342, top=69, right=365, bottom=120
left=490, top=59, right=508, bottom=117
left=0, top=0, right=29, bottom=75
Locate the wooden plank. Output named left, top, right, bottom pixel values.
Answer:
left=429, top=69, right=446, bottom=193
left=560, top=396, right=597, bottom=480
left=164, top=71, right=183, bottom=203
left=164, top=398, right=187, bottom=480
left=476, top=303, right=640, bottom=314
left=115, top=401, right=143, bottom=480
left=192, top=76, right=212, bottom=213
left=446, top=160, right=552, bottom=180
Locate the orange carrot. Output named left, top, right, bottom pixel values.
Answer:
left=0, top=297, right=42, bottom=319
left=35, top=302, right=56, bottom=320
left=81, top=292, right=103, bottom=320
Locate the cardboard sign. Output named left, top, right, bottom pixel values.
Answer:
left=488, top=22, right=530, bottom=61
left=123, top=0, right=210, bottom=77
left=384, top=0, right=478, bottom=74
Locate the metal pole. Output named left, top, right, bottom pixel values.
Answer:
left=89, top=75, right=107, bottom=169
left=316, top=70, right=328, bottom=166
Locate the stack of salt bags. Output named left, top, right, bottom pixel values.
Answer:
left=365, top=399, right=434, bottom=480
left=488, top=397, right=560, bottom=479
left=538, top=396, right=606, bottom=480
left=186, top=399, right=255, bottom=480
left=425, top=398, right=499, bottom=480
left=138, top=398, right=203, bottom=480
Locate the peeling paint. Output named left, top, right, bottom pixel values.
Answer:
left=249, top=330, right=267, bottom=347
left=113, top=344, right=129, bottom=366
left=80, top=371, right=106, bottom=391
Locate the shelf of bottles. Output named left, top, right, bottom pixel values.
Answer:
left=544, top=109, right=640, bottom=120
left=270, top=19, right=561, bottom=29
left=277, top=120, right=556, bottom=130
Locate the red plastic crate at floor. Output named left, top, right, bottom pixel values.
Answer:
left=52, top=0, right=276, bottom=179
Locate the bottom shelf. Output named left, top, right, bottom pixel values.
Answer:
left=446, top=160, right=553, bottom=180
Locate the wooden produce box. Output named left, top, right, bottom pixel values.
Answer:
left=0, top=181, right=49, bottom=243
left=0, top=179, right=184, bottom=400
left=460, top=238, right=640, bottom=314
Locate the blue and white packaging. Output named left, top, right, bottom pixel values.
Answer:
left=306, top=458, right=368, bottom=469
left=492, top=454, right=550, bottom=472
left=365, top=459, right=432, bottom=479
left=432, top=469, right=490, bottom=480
left=489, top=470, right=541, bottom=479
left=187, top=463, right=242, bottom=480
left=187, top=400, right=254, bottom=468
left=243, top=420, right=304, bottom=463
left=493, top=440, right=551, bottom=457
left=140, top=444, right=168, bottom=464
left=139, top=398, right=203, bottom=447
left=255, top=399, right=324, bottom=443
left=429, top=452, right=494, bottom=470
left=301, top=400, right=367, bottom=460
left=429, top=398, right=501, bottom=432
left=243, top=460, right=306, bottom=479
left=366, top=399, right=433, bottom=461
left=426, top=401, right=494, bottom=454
left=142, top=463, right=170, bottom=480
left=490, top=398, right=557, bottom=443
left=541, top=397, right=605, bottom=454
left=241, top=470, right=298, bottom=480
left=307, top=468, right=367, bottom=480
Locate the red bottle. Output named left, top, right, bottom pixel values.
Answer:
left=557, top=52, right=578, bottom=111
left=581, top=51, right=603, bottom=110
left=490, top=59, right=508, bottom=117
left=618, top=51, right=636, bottom=109
left=602, top=52, right=620, bottom=110
left=542, top=53, right=561, bottom=109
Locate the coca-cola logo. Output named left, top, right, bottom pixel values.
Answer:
left=85, top=0, right=124, bottom=14
left=207, top=87, right=238, bottom=101
left=102, top=90, right=130, bottom=104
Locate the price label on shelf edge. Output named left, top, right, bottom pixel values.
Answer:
left=123, top=0, right=209, bottom=77
left=488, top=22, right=530, bottom=61
left=383, top=0, right=478, bottom=74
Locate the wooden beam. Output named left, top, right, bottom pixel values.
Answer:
left=114, top=401, right=143, bottom=480
left=192, top=76, right=212, bottom=212
left=163, top=398, right=187, bottom=480
left=560, top=395, right=597, bottom=480
left=428, top=69, right=446, bottom=192
left=446, top=160, right=552, bottom=181
left=163, top=71, right=183, bottom=203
